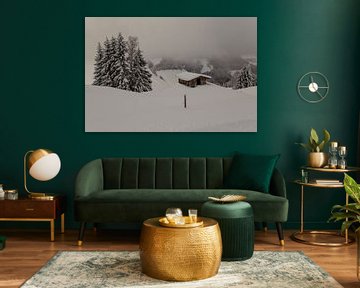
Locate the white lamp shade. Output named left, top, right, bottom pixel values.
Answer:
left=29, top=153, right=61, bottom=181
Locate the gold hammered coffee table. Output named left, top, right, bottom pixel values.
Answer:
left=139, top=217, right=222, bottom=281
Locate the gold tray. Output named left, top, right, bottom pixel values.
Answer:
left=159, top=216, right=204, bottom=228
left=208, top=194, right=246, bottom=203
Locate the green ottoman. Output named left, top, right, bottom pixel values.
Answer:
left=201, top=201, right=254, bottom=261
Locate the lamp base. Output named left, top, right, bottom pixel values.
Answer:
left=28, top=192, right=55, bottom=200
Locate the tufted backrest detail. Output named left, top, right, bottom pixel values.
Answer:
left=102, top=157, right=233, bottom=189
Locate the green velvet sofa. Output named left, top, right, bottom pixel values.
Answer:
left=74, top=157, right=288, bottom=245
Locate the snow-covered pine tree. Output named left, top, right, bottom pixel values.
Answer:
left=125, top=36, right=152, bottom=92
left=131, top=48, right=152, bottom=92
left=93, top=42, right=105, bottom=86
left=126, top=36, right=138, bottom=92
left=113, top=33, right=128, bottom=90
left=95, top=34, right=152, bottom=92
left=101, top=37, right=114, bottom=87
left=106, top=36, right=121, bottom=88
left=233, top=64, right=257, bottom=89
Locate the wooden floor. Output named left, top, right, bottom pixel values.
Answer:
left=0, top=228, right=358, bottom=288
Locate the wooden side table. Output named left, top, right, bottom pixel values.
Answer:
left=0, top=195, right=66, bottom=241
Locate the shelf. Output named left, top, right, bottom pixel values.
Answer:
left=294, top=179, right=344, bottom=188
left=301, top=166, right=360, bottom=173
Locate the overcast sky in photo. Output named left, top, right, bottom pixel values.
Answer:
left=85, top=17, right=257, bottom=84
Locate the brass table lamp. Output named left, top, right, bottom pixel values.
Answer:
left=24, top=149, right=61, bottom=199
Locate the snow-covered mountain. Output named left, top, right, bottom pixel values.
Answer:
left=148, top=57, right=257, bottom=88
left=86, top=69, right=257, bottom=132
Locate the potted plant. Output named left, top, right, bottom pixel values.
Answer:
left=296, top=128, right=330, bottom=167
left=329, top=173, right=360, bottom=279
left=329, top=173, right=360, bottom=233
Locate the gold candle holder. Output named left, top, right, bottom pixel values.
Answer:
left=328, top=142, right=338, bottom=169
left=338, top=146, right=346, bottom=153
left=338, top=146, right=347, bottom=169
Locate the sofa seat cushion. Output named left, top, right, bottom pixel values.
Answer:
left=77, top=189, right=281, bottom=202
left=75, top=189, right=288, bottom=222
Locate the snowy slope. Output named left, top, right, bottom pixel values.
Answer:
left=85, top=70, right=257, bottom=132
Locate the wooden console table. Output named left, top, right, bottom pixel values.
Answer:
left=0, top=195, right=65, bottom=241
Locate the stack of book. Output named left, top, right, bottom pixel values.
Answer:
left=314, top=179, right=341, bottom=185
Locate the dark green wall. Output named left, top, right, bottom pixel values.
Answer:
left=1, top=0, right=359, bottom=230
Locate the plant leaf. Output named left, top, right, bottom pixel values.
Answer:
left=341, top=220, right=358, bottom=234
left=331, top=203, right=360, bottom=215
left=309, top=138, right=319, bottom=152
left=295, top=142, right=312, bottom=152
left=323, top=129, right=330, bottom=144
left=317, top=140, right=325, bottom=152
left=308, top=137, right=316, bottom=152
left=344, top=173, right=360, bottom=204
left=329, top=211, right=357, bottom=221
left=310, top=128, right=319, bottom=144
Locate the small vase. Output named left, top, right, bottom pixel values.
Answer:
left=308, top=152, right=328, bottom=168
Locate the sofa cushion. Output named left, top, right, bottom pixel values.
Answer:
left=223, top=153, right=280, bottom=193
left=173, top=158, right=190, bottom=188
left=75, top=188, right=288, bottom=222
left=101, top=157, right=233, bottom=190
left=189, top=158, right=206, bottom=188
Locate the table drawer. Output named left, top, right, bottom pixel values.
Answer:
left=1, top=201, right=55, bottom=218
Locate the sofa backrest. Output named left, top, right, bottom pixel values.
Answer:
left=102, top=158, right=233, bottom=189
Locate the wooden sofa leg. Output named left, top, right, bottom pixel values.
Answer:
left=262, top=222, right=268, bottom=232
left=78, top=222, right=86, bottom=246
left=276, top=222, right=285, bottom=246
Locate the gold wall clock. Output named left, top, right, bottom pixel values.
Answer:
left=297, top=72, right=329, bottom=103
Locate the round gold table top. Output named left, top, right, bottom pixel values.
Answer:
left=143, top=216, right=217, bottom=229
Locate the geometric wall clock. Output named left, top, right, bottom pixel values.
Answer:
left=297, top=71, right=329, bottom=103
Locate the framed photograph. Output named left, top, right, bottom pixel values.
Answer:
left=85, top=17, right=257, bottom=132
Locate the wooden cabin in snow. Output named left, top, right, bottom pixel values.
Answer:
left=177, top=71, right=211, bottom=88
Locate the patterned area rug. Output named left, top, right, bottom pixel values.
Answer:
left=21, top=251, right=342, bottom=288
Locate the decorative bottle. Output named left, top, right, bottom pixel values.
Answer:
left=0, top=184, right=4, bottom=199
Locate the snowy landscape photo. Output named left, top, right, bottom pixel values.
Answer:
left=85, top=17, right=257, bottom=132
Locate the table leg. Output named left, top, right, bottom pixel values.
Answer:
left=50, top=219, right=55, bottom=242
left=61, top=213, right=65, bottom=234
left=300, top=185, right=304, bottom=233
left=345, top=193, right=349, bottom=243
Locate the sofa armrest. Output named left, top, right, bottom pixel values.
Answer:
left=269, top=168, right=287, bottom=198
left=75, top=159, right=104, bottom=199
